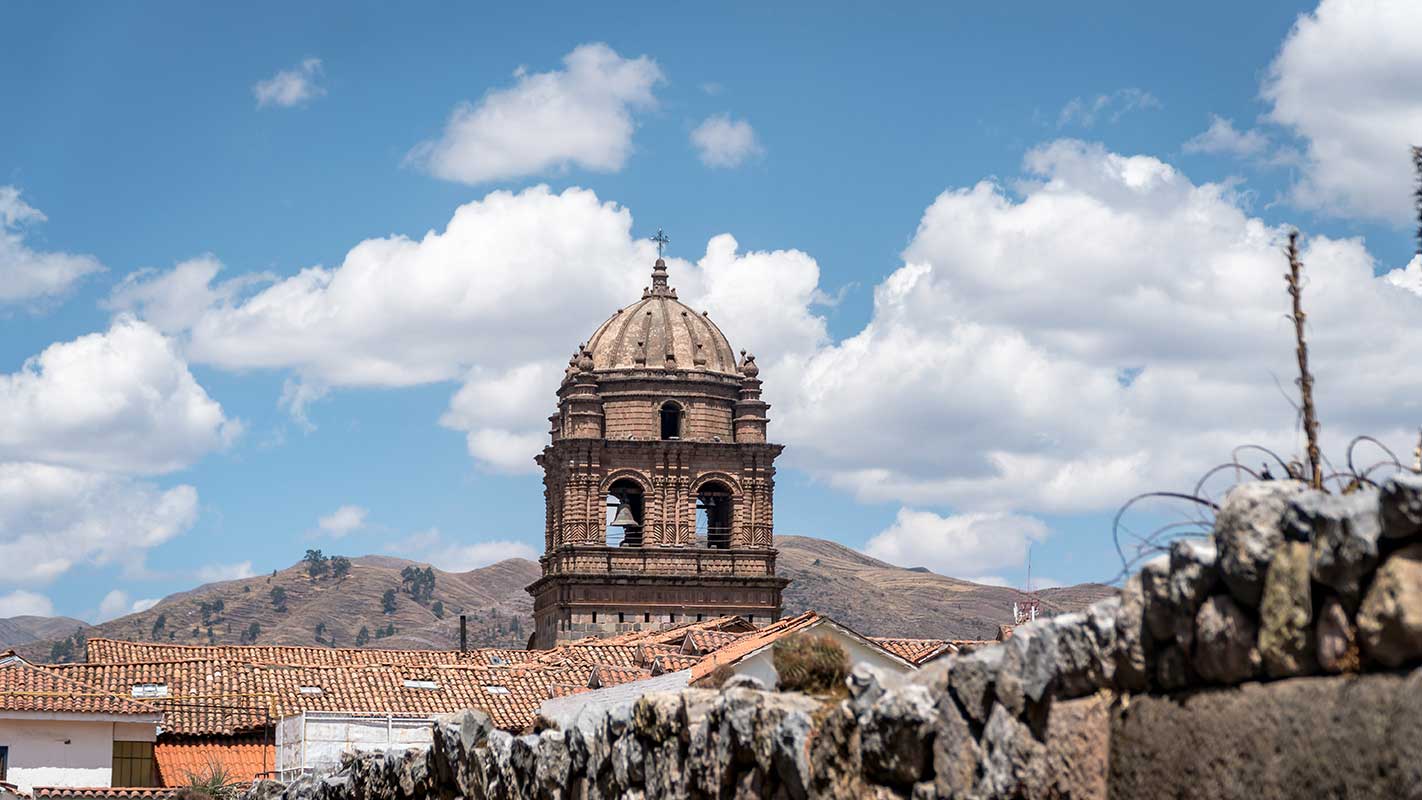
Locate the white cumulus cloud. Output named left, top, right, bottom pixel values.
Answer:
left=691, top=114, right=763, bottom=168
left=0, top=463, right=198, bottom=584
left=1264, top=0, right=1422, bottom=223
left=776, top=140, right=1422, bottom=513
left=390, top=529, right=536, bottom=572
left=864, top=508, right=1049, bottom=581
left=0, top=319, right=231, bottom=585
left=317, top=505, right=368, bottom=538
left=96, top=589, right=159, bottom=622
left=0, top=590, right=54, bottom=619
left=1057, top=89, right=1160, bottom=128
left=196, top=561, right=255, bottom=583
left=0, top=186, right=104, bottom=305
left=0, top=316, right=239, bottom=475
left=410, top=44, right=662, bottom=184
left=253, top=58, right=325, bottom=109
left=1183, top=115, right=1271, bottom=157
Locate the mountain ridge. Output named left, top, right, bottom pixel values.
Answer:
left=17, top=536, right=1114, bottom=661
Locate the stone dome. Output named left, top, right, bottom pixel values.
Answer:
left=584, top=258, right=739, bottom=375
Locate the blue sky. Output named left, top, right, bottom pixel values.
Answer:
left=4, top=0, right=1421, bottom=621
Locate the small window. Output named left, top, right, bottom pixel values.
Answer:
left=131, top=683, right=169, bottom=698
left=618, top=612, right=625, bottom=624
left=402, top=679, right=438, bottom=690
left=660, top=401, right=682, bottom=440
left=298, top=685, right=323, bottom=695
left=0, top=744, right=8, bottom=782
left=644, top=613, right=651, bottom=623
left=484, top=685, right=511, bottom=695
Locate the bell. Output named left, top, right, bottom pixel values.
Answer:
left=610, top=503, right=640, bottom=528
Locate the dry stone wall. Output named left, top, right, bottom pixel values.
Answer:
left=244, top=473, right=1422, bottom=800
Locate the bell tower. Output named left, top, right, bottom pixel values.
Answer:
left=526, top=238, right=788, bottom=648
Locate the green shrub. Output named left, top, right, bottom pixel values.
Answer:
left=772, top=634, right=850, bottom=694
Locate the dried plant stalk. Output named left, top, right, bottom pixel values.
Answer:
left=1285, top=231, right=1322, bottom=490
left=1413, top=146, right=1422, bottom=255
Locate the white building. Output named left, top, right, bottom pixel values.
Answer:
left=274, top=712, right=433, bottom=781
left=687, top=612, right=917, bottom=688
left=0, top=655, right=162, bottom=793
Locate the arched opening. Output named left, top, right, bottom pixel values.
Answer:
left=660, top=401, right=682, bottom=440
left=604, top=478, right=644, bottom=547
left=696, top=481, right=733, bottom=549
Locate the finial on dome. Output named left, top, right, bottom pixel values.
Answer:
left=648, top=228, right=674, bottom=296
left=740, top=351, right=759, bottom=378
left=577, top=343, right=595, bottom=372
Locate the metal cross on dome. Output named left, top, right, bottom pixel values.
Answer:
left=651, top=228, right=670, bottom=258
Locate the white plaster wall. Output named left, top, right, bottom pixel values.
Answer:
left=733, top=622, right=911, bottom=688
left=0, top=719, right=113, bottom=792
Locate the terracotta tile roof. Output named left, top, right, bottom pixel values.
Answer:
left=55, top=617, right=762, bottom=734
left=649, top=653, right=700, bottom=674
left=546, top=683, right=590, bottom=699
left=32, top=789, right=176, bottom=799
left=0, top=656, right=159, bottom=717
left=49, top=659, right=595, bottom=733
left=587, top=665, right=651, bottom=689
left=687, top=611, right=823, bottom=682
left=869, top=638, right=957, bottom=665
left=681, top=629, right=745, bottom=655
left=154, top=735, right=274, bottom=786
left=85, top=639, right=532, bottom=667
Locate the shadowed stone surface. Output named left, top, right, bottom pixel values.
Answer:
left=1381, top=472, right=1422, bottom=539
left=1192, top=594, right=1260, bottom=684
left=1111, top=669, right=1422, bottom=800
left=1316, top=595, right=1358, bottom=674
left=1289, top=489, right=1381, bottom=604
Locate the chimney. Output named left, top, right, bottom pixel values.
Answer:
left=459, top=615, right=468, bottom=653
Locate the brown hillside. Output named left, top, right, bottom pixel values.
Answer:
left=777, top=535, right=1115, bottom=640
left=0, top=616, right=94, bottom=652
left=21, top=536, right=1113, bottom=660
left=23, top=554, right=540, bottom=662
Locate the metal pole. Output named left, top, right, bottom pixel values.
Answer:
left=459, top=615, right=467, bottom=653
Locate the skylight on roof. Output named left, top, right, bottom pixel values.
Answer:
left=132, top=683, right=169, bottom=698
left=402, top=679, right=438, bottom=690
left=299, top=685, right=323, bottom=695
left=484, top=685, right=510, bottom=695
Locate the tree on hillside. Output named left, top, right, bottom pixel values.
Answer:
left=400, top=566, right=436, bottom=604
left=331, top=556, right=352, bottom=580
left=381, top=589, right=397, bottom=614
left=151, top=614, right=167, bottom=638
left=356, top=626, right=370, bottom=647
left=242, top=622, right=261, bottom=644
left=314, top=622, right=327, bottom=643
left=304, top=549, right=329, bottom=580
left=432, top=601, right=444, bottom=619
left=270, top=586, right=288, bottom=612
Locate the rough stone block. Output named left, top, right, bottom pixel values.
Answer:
left=1168, top=539, right=1218, bottom=651
left=1380, top=472, right=1422, bottom=540
left=1113, top=576, right=1150, bottom=692
left=1288, top=489, right=1382, bottom=603
left=1213, top=480, right=1307, bottom=607
left=1315, top=595, right=1359, bottom=674
left=1192, top=593, right=1260, bottom=684
left=1258, top=540, right=1316, bottom=678
left=949, top=645, right=1002, bottom=723
left=1357, top=542, right=1422, bottom=668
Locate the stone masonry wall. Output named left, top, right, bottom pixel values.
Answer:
left=244, top=473, right=1422, bottom=800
